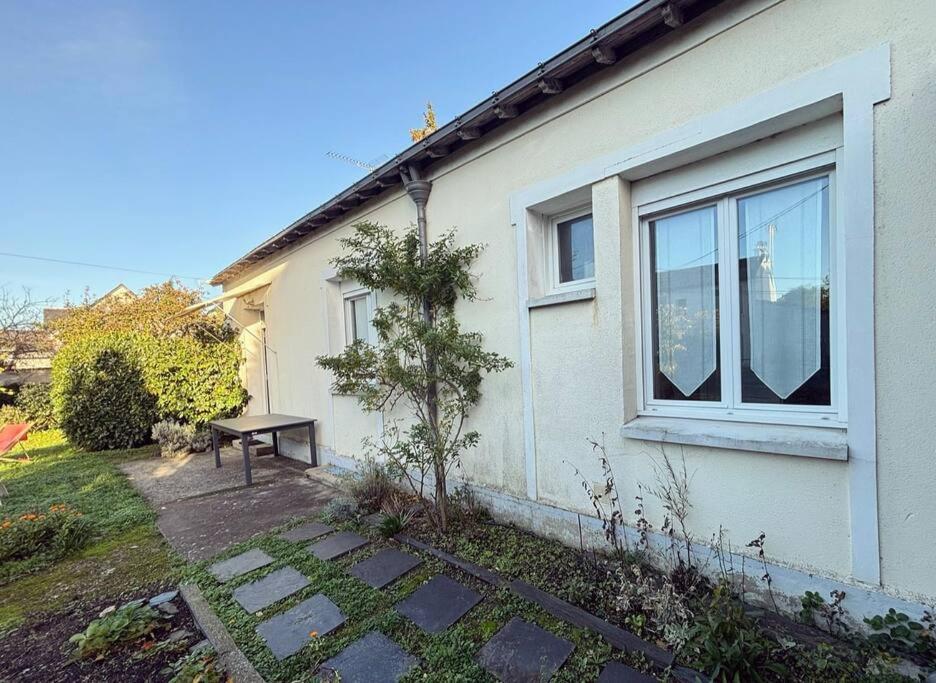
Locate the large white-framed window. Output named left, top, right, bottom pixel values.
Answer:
left=636, top=156, right=843, bottom=427
left=546, top=206, right=595, bottom=293
left=343, top=288, right=373, bottom=345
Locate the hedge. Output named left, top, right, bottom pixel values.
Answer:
left=15, top=383, right=57, bottom=431
left=52, top=332, right=247, bottom=451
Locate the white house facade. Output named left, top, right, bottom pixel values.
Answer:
left=207, top=0, right=936, bottom=622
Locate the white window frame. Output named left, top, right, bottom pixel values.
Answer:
left=342, top=287, right=375, bottom=346
left=545, top=205, right=596, bottom=294
left=635, top=153, right=846, bottom=428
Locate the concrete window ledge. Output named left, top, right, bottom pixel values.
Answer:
left=528, top=287, right=596, bottom=309
left=620, top=416, right=848, bottom=461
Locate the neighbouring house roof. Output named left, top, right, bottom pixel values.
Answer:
left=42, top=283, right=135, bottom=324
left=211, top=0, right=726, bottom=285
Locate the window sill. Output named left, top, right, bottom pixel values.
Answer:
left=528, top=287, right=596, bottom=309
left=619, top=416, right=847, bottom=461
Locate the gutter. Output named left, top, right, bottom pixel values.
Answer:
left=211, top=0, right=725, bottom=285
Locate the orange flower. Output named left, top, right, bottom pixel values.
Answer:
left=140, top=641, right=154, bottom=651
left=309, top=631, right=319, bottom=638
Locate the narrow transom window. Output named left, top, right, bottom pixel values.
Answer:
left=552, top=211, right=594, bottom=288
left=639, top=162, right=837, bottom=424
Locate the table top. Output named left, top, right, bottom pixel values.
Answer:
left=209, top=413, right=316, bottom=435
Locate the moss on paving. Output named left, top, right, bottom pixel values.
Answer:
left=0, top=432, right=181, bottom=634
left=183, top=519, right=655, bottom=682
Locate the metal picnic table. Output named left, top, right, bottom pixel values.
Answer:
left=208, top=413, right=317, bottom=486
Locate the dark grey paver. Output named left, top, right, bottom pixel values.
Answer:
left=395, top=575, right=481, bottom=634
left=319, top=631, right=419, bottom=682
left=597, top=661, right=658, bottom=682
left=477, top=617, right=574, bottom=682
left=278, top=521, right=334, bottom=542
left=257, top=594, right=345, bottom=660
left=233, top=567, right=309, bottom=613
left=349, top=549, right=422, bottom=589
left=208, top=548, right=274, bottom=582
left=363, top=512, right=385, bottom=527
left=308, top=531, right=369, bottom=560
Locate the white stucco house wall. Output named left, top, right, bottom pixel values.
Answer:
left=203, top=0, right=936, bottom=622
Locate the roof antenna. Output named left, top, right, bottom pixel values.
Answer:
left=325, top=150, right=390, bottom=171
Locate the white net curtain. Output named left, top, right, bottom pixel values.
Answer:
left=652, top=206, right=719, bottom=398
left=739, top=177, right=828, bottom=400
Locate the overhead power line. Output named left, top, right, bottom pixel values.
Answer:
left=0, top=251, right=208, bottom=282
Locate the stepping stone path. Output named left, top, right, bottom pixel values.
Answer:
left=257, top=594, right=345, bottom=660
left=233, top=567, right=309, bottom=613
left=319, top=631, right=419, bottom=683
left=308, top=531, right=369, bottom=560
left=597, top=662, right=658, bottom=682
left=278, top=521, right=334, bottom=543
left=349, top=549, right=422, bottom=589
left=395, top=575, right=482, bottom=634
left=208, top=548, right=274, bottom=582
left=477, top=617, right=575, bottom=682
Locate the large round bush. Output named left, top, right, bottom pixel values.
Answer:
left=52, top=334, right=158, bottom=451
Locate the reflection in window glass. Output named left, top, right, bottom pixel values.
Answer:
left=650, top=206, right=720, bottom=401
left=738, top=177, right=830, bottom=405
left=557, top=214, right=595, bottom=283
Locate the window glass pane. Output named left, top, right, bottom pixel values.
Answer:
left=349, top=296, right=369, bottom=343
left=557, top=214, right=594, bottom=283
left=738, top=176, right=830, bottom=405
left=650, top=206, right=720, bottom=401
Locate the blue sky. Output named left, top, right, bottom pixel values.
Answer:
left=0, top=0, right=633, bottom=307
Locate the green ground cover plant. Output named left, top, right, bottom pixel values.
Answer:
left=0, top=431, right=179, bottom=632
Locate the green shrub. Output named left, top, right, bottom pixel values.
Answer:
left=52, top=334, right=158, bottom=451
left=69, top=600, right=163, bottom=660
left=15, top=383, right=57, bottom=430
left=143, top=335, right=246, bottom=427
left=0, top=504, right=93, bottom=563
left=151, top=420, right=211, bottom=458
left=52, top=332, right=247, bottom=451
left=0, top=403, right=28, bottom=426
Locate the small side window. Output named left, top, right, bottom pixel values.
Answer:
left=550, top=210, right=595, bottom=290
left=344, top=293, right=370, bottom=344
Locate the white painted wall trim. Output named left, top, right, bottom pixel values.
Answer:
left=509, top=45, right=891, bottom=584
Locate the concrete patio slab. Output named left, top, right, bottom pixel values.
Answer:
left=349, top=549, right=422, bottom=589
left=155, top=477, right=337, bottom=561
left=208, top=549, right=274, bottom=582
left=232, top=567, right=309, bottom=613
left=319, top=631, right=419, bottom=682
left=257, top=594, right=345, bottom=660
left=395, top=575, right=482, bottom=634
left=307, top=531, right=369, bottom=561
left=120, top=447, right=297, bottom=507
left=477, top=617, right=574, bottom=682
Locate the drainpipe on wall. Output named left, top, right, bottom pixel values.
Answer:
left=401, top=164, right=445, bottom=524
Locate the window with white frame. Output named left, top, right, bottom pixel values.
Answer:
left=549, top=208, right=595, bottom=290
left=344, top=291, right=371, bottom=345
left=638, top=160, right=839, bottom=424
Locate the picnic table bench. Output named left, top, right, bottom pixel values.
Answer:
left=208, top=414, right=317, bottom=486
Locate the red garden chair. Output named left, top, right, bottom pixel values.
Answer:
left=0, top=423, right=30, bottom=462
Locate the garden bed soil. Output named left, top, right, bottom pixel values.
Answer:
left=0, top=583, right=202, bottom=682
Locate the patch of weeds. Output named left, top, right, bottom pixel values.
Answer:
left=167, top=645, right=226, bottom=683
left=321, top=497, right=359, bottom=524
left=343, top=457, right=394, bottom=513
left=69, top=601, right=164, bottom=660
left=684, top=581, right=787, bottom=682
left=865, top=607, right=936, bottom=659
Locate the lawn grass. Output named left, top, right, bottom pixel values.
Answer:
left=182, top=518, right=656, bottom=682
left=0, top=432, right=181, bottom=634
